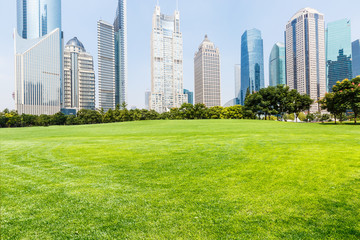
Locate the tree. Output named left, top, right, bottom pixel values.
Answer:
left=193, top=103, right=208, bottom=119
left=332, top=77, right=360, bottom=124
left=207, top=106, right=225, bottom=119
left=37, top=114, right=51, bottom=126
left=51, top=112, right=67, bottom=125
left=179, top=103, right=195, bottom=119
left=319, top=92, right=346, bottom=124
left=77, top=109, right=102, bottom=124
left=103, top=109, right=115, bottom=123
left=223, top=105, right=243, bottom=119
left=289, top=90, right=313, bottom=122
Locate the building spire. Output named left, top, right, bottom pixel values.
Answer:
left=157, top=0, right=159, bottom=6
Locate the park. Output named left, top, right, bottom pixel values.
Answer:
left=1, top=120, right=359, bottom=239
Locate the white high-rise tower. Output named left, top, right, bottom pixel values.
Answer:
left=150, top=5, right=187, bottom=113
left=97, top=20, right=115, bottom=112
left=285, top=8, right=326, bottom=112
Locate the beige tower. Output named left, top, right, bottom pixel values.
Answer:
left=64, top=37, right=96, bottom=111
left=194, top=35, right=221, bottom=107
left=285, top=8, right=326, bottom=112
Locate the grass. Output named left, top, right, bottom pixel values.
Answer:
left=1, top=120, right=360, bottom=239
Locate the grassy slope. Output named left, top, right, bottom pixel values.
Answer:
left=1, top=120, right=360, bottom=239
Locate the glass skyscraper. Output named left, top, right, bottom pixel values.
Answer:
left=240, top=29, right=264, bottom=105
left=327, top=49, right=352, bottom=92
left=97, top=20, right=115, bottom=112
left=15, top=0, right=63, bottom=115
left=269, top=42, right=286, bottom=86
left=285, top=8, right=326, bottom=112
left=326, top=19, right=352, bottom=91
left=353, top=40, right=360, bottom=77
left=150, top=5, right=187, bottom=113
left=183, top=89, right=194, bottom=105
left=114, top=0, right=128, bottom=106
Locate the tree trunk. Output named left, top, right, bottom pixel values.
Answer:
left=334, top=115, right=337, bottom=124
left=355, top=112, right=357, bottom=125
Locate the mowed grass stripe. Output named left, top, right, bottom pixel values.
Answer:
left=1, top=120, right=359, bottom=239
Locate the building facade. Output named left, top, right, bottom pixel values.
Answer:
left=285, top=8, right=326, bottom=112
left=183, top=89, right=194, bottom=105
left=240, top=29, right=264, bottom=105
left=114, top=0, right=128, bottom=106
left=327, top=49, right=352, bottom=91
left=145, top=89, right=151, bottom=110
left=353, top=40, right=360, bottom=77
left=97, top=20, right=115, bottom=112
left=234, top=64, right=241, bottom=104
left=194, top=35, right=221, bottom=107
left=326, top=19, right=352, bottom=91
left=15, top=0, right=63, bottom=115
left=150, top=5, right=187, bottom=113
left=269, top=42, right=286, bottom=86
left=64, top=37, right=95, bottom=111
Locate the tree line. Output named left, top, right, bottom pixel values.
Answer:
left=0, top=103, right=248, bottom=128
left=1, top=77, right=358, bottom=128
left=243, top=77, right=360, bottom=124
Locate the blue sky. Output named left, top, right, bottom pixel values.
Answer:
left=0, top=0, right=359, bottom=110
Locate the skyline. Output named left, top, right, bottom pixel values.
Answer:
left=1, top=0, right=360, bottom=110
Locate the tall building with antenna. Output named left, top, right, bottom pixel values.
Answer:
left=150, top=3, right=187, bottom=113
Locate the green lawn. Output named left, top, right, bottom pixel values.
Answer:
left=1, top=120, right=360, bottom=239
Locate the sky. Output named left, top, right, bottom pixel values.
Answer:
left=0, top=0, right=359, bottom=110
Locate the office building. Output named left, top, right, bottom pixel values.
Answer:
left=150, top=5, right=187, bottom=113
left=114, top=0, right=128, bottom=106
left=285, top=8, right=326, bottom=112
left=234, top=64, right=241, bottom=104
left=183, top=89, right=194, bottom=105
left=240, top=29, right=264, bottom=105
left=327, top=49, right=352, bottom=91
left=145, top=89, right=151, bottom=110
left=15, top=0, right=63, bottom=115
left=353, top=40, right=360, bottom=77
left=97, top=20, right=115, bottom=112
left=326, top=19, right=352, bottom=91
left=64, top=37, right=95, bottom=111
left=269, top=42, right=286, bottom=86
left=194, top=35, right=221, bottom=107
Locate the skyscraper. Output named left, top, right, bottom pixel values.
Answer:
left=326, top=19, right=352, bottom=91
left=183, top=89, right=194, bottom=105
left=114, top=0, right=128, bottom=106
left=194, top=35, right=221, bottom=107
left=353, top=40, right=360, bottom=77
left=145, top=89, right=151, bottom=110
left=64, top=37, right=96, bottom=111
left=97, top=20, right=115, bottom=112
left=15, top=0, right=63, bottom=115
left=269, top=42, right=286, bottom=86
left=240, top=29, right=264, bottom=105
left=234, top=64, right=241, bottom=104
left=285, top=8, right=326, bottom=112
left=327, top=49, right=352, bottom=91
left=150, top=5, right=187, bottom=113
